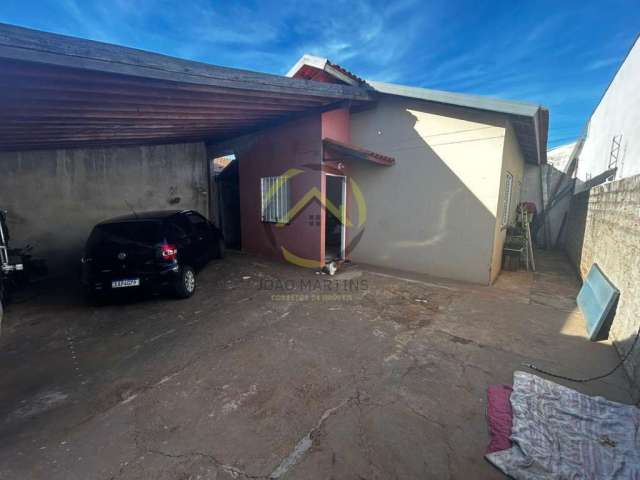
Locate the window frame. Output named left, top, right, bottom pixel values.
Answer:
left=185, top=211, right=211, bottom=238
left=164, top=220, right=190, bottom=243
left=260, top=176, right=290, bottom=224
left=172, top=214, right=193, bottom=237
left=501, top=171, right=514, bottom=227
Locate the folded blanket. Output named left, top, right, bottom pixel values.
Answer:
left=486, top=371, right=640, bottom=479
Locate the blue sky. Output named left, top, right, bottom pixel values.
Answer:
left=1, top=0, right=638, bottom=148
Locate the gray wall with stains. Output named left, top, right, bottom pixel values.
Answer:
left=0, top=142, right=208, bottom=274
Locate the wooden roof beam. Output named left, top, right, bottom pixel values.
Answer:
left=0, top=23, right=373, bottom=102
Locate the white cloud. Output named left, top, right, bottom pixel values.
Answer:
left=585, top=57, right=621, bottom=71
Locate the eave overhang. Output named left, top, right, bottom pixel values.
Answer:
left=323, top=138, right=395, bottom=166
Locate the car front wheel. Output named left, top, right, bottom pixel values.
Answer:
left=175, top=265, right=196, bottom=299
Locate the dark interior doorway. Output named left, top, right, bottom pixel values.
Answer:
left=211, top=154, right=241, bottom=249
left=325, top=175, right=346, bottom=262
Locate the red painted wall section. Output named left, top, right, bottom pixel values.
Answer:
left=321, top=108, right=351, bottom=143
left=321, top=108, right=359, bottom=263
left=238, top=114, right=324, bottom=266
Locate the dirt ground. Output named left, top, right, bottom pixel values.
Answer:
left=0, top=251, right=635, bottom=479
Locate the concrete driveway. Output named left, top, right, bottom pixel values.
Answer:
left=0, top=251, right=634, bottom=479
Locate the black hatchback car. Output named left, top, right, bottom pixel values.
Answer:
left=81, top=210, right=224, bottom=301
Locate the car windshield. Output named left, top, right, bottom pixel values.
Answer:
left=88, top=221, right=161, bottom=249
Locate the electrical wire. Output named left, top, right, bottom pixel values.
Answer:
left=524, top=327, right=640, bottom=383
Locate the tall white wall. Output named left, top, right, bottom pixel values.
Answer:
left=575, top=36, right=640, bottom=191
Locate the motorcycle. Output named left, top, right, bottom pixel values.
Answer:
left=0, top=210, right=47, bottom=335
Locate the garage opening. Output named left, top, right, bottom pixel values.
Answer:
left=325, top=174, right=346, bottom=262
left=211, top=154, right=241, bottom=249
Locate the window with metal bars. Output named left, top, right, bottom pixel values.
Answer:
left=260, top=176, right=291, bottom=224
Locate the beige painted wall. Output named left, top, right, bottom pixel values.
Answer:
left=490, top=120, right=526, bottom=283
left=349, top=96, right=507, bottom=284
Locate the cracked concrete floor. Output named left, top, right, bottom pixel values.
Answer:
left=0, top=251, right=635, bottom=479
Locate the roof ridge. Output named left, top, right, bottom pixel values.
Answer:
left=367, top=80, right=543, bottom=110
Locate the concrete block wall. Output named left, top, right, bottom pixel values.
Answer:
left=564, top=174, right=640, bottom=387
left=0, top=142, right=208, bottom=275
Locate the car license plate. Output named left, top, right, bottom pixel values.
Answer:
left=112, top=278, right=140, bottom=288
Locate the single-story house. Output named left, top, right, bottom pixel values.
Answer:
left=210, top=55, right=548, bottom=284
left=0, top=24, right=548, bottom=285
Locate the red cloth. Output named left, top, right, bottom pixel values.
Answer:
left=486, top=384, right=514, bottom=454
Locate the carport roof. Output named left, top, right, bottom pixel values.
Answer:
left=0, top=24, right=373, bottom=152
